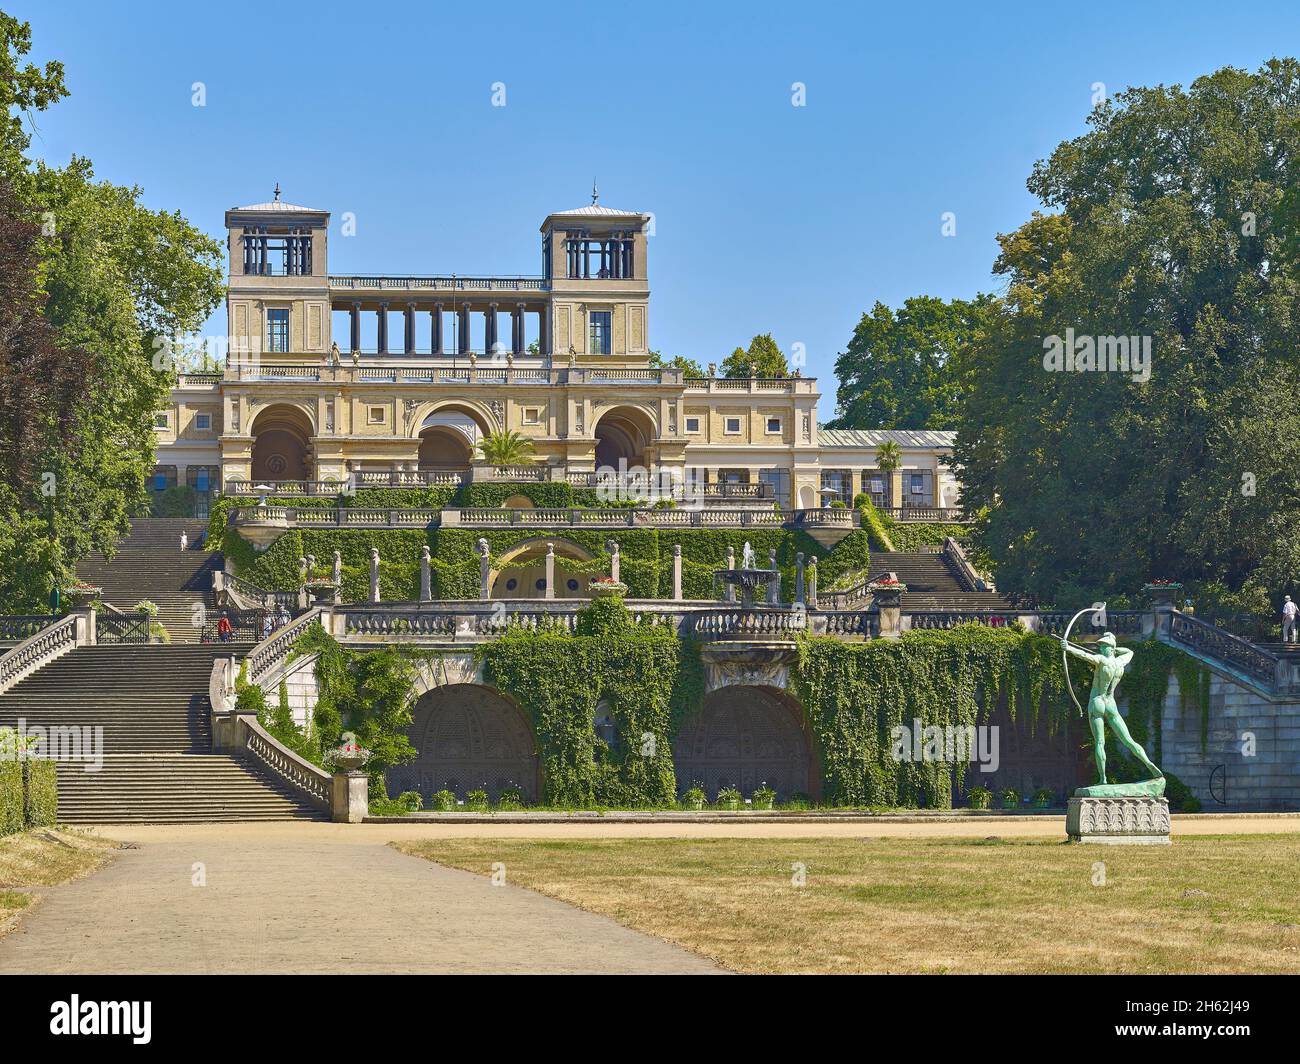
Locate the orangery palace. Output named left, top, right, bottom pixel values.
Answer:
left=149, top=188, right=959, bottom=517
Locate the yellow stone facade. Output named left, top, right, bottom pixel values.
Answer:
left=151, top=193, right=959, bottom=512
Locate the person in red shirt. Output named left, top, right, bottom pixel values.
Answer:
left=217, top=613, right=233, bottom=643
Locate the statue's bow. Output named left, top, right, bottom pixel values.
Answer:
left=1060, top=605, right=1101, bottom=718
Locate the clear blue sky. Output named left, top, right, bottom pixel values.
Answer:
left=14, top=0, right=1298, bottom=418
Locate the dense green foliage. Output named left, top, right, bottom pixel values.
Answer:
left=0, top=17, right=223, bottom=611
left=794, top=626, right=1068, bottom=806
left=829, top=295, right=994, bottom=430
left=720, top=333, right=790, bottom=378
left=480, top=598, right=701, bottom=805
left=23, top=757, right=56, bottom=826
left=953, top=60, right=1300, bottom=608
left=0, top=726, right=58, bottom=833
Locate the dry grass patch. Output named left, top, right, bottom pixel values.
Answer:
left=395, top=834, right=1300, bottom=974
left=0, top=829, right=120, bottom=935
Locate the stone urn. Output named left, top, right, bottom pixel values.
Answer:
left=1142, top=581, right=1182, bottom=610
left=332, top=732, right=371, bottom=772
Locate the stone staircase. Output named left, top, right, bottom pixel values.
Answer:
left=76, top=518, right=218, bottom=643
left=0, top=642, right=325, bottom=822
left=868, top=550, right=1011, bottom=610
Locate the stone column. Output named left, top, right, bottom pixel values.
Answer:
left=332, top=551, right=342, bottom=604
left=377, top=302, right=389, bottom=355
left=331, top=771, right=368, bottom=823
left=432, top=303, right=444, bottom=355
left=672, top=544, right=682, bottom=602
left=369, top=548, right=380, bottom=603
left=513, top=303, right=526, bottom=355
left=795, top=552, right=806, bottom=606
left=420, top=545, right=432, bottom=602
left=725, top=547, right=736, bottom=603
left=457, top=304, right=471, bottom=354
left=486, top=304, right=499, bottom=357
left=807, top=558, right=818, bottom=609
left=544, top=542, right=555, bottom=601
left=607, top=540, right=620, bottom=583
left=478, top=538, right=491, bottom=600
left=767, top=548, right=781, bottom=605
left=349, top=302, right=361, bottom=353
left=405, top=303, right=417, bottom=354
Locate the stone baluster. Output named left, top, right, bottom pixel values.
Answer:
left=478, top=538, right=491, bottom=600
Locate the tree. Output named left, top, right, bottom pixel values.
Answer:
left=828, top=295, right=993, bottom=429
left=477, top=430, right=536, bottom=466
left=876, top=440, right=901, bottom=475
left=0, top=178, right=95, bottom=610
left=0, top=18, right=224, bottom=611
left=647, top=349, right=704, bottom=376
left=953, top=60, right=1300, bottom=606
left=720, top=333, right=789, bottom=378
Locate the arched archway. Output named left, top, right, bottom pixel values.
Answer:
left=594, top=406, right=655, bottom=469
left=490, top=538, right=598, bottom=599
left=673, top=687, right=817, bottom=800
left=386, top=683, right=539, bottom=801
left=797, top=484, right=816, bottom=510
left=418, top=426, right=473, bottom=473
left=251, top=404, right=313, bottom=482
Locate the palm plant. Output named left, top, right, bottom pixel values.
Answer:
left=876, top=440, right=902, bottom=475
left=476, top=430, right=535, bottom=467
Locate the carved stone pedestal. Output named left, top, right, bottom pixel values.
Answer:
left=1066, top=796, right=1171, bottom=844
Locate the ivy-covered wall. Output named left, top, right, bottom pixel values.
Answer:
left=222, top=521, right=871, bottom=603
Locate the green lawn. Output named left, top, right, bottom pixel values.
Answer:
left=396, top=834, right=1300, bottom=974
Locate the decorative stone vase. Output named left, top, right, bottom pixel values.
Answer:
left=868, top=581, right=905, bottom=608
left=1142, top=581, right=1182, bottom=610
left=332, top=732, right=371, bottom=772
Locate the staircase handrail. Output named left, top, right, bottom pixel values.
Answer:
left=245, top=606, right=326, bottom=688
left=1165, top=609, right=1280, bottom=691
left=234, top=714, right=332, bottom=812
left=941, top=536, right=987, bottom=592
left=0, top=609, right=94, bottom=695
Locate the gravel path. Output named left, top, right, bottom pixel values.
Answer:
left=0, top=824, right=721, bottom=974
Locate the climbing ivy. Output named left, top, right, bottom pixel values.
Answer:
left=478, top=599, right=703, bottom=806
left=793, top=625, right=1070, bottom=807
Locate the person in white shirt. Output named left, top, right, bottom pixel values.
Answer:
left=179, top=531, right=188, bottom=552
left=1283, top=595, right=1297, bottom=643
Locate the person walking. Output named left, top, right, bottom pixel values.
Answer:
left=180, top=530, right=189, bottom=552
left=217, top=612, right=232, bottom=643
left=1283, top=595, right=1298, bottom=643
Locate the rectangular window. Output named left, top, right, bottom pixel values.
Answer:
left=154, top=413, right=169, bottom=429
left=685, top=416, right=701, bottom=434
left=589, top=311, right=612, bottom=355
left=910, top=474, right=924, bottom=494
left=195, top=414, right=211, bottom=430
left=724, top=416, right=742, bottom=434
left=766, top=417, right=782, bottom=434
left=522, top=407, right=541, bottom=425
left=267, top=309, right=290, bottom=353
left=368, top=407, right=386, bottom=425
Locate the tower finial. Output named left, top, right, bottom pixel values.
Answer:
left=273, top=182, right=281, bottom=203
left=591, top=179, right=599, bottom=206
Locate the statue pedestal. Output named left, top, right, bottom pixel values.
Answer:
left=1066, top=796, right=1171, bottom=844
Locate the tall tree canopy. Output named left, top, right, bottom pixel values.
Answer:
left=720, top=333, right=790, bottom=378
left=953, top=60, right=1300, bottom=606
left=0, top=14, right=223, bottom=610
left=828, top=294, right=993, bottom=429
